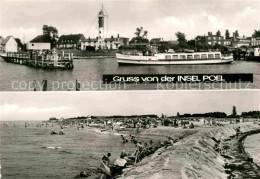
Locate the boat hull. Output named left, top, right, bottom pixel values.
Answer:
left=116, top=53, right=233, bottom=65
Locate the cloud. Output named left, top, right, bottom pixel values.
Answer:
left=240, top=6, right=258, bottom=18
left=208, top=15, right=224, bottom=29
left=20, top=106, right=71, bottom=113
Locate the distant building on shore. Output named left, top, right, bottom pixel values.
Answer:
left=57, top=34, right=85, bottom=49
left=196, top=30, right=260, bottom=48
left=81, top=34, right=129, bottom=50
left=251, top=37, right=260, bottom=46
left=1, top=35, right=19, bottom=53
left=81, top=5, right=129, bottom=51
left=196, top=32, right=224, bottom=46
left=27, top=35, right=51, bottom=50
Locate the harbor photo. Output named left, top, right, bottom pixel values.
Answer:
left=0, top=91, right=260, bottom=178
left=0, top=0, right=260, bottom=91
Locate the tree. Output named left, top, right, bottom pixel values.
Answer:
left=177, top=112, right=180, bottom=117
left=234, top=30, right=239, bottom=38
left=134, top=27, right=148, bottom=39
left=252, top=30, right=260, bottom=38
left=187, top=40, right=196, bottom=47
left=232, top=106, right=237, bottom=116
left=42, top=25, right=59, bottom=48
left=216, top=30, right=221, bottom=36
left=225, top=29, right=230, bottom=39
left=175, top=32, right=188, bottom=49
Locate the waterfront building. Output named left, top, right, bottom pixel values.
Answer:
left=232, top=36, right=251, bottom=48
left=1, top=35, right=19, bottom=53
left=27, top=35, right=51, bottom=50
left=222, top=39, right=232, bottom=46
left=81, top=35, right=129, bottom=50
left=57, top=34, right=85, bottom=49
left=15, top=38, right=24, bottom=51
left=250, top=37, right=260, bottom=47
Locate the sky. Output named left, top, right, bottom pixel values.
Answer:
left=0, top=91, right=259, bottom=121
left=0, top=0, right=259, bottom=43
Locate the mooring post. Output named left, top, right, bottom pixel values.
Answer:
left=42, top=80, right=47, bottom=91
left=76, top=79, right=80, bottom=91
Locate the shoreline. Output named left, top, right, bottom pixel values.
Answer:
left=117, top=123, right=260, bottom=178
left=223, top=129, right=260, bottom=178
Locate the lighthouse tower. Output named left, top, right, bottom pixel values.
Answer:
left=98, top=6, right=106, bottom=50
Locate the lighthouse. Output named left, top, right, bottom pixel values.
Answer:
left=97, top=5, right=106, bottom=50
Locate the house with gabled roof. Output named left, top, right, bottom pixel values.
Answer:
left=1, top=36, right=18, bottom=52
left=27, top=35, right=51, bottom=50
left=15, top=38, right=24, bottom=51
left=57, top=34, right=85, bottom=49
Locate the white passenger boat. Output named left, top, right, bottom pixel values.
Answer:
left=116, top=51, right=233, bottom=65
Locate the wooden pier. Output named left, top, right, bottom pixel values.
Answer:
left=1, top=51, right=74, bottom=69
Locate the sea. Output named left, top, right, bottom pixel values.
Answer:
left=1, top=57, right=260, bottom=91
left=244, top=133, right=260, bottom=166
left=0, top=121, right=156, bottom=179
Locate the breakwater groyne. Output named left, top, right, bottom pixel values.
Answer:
left=118, top=123, right=260, bottom=179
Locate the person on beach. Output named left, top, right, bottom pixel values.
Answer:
left=102, top=153, right=111, bottom=166
left=134, top=142, right=144, bottom=164
left=163, top=137, right=174, bottom=149
left=121, top=135, right=128, bottom=143
left=100, top=153, right=112, bottom=179
left=236, top=126, right=241, bottom=138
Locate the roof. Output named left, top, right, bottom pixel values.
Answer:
left=104, top=38, right=116, bottom=42
left=150, top=38, right=163, bottom=44
left=1, top=36, right=13, bottom=45
left=30, top=35, right=52, bottom=43
left=15, top=38, right=23, bottom=47
left=82, top=38, right=98, bottom=42
left=168, top=40, right=179, bottom=45
left=57, top=34, right=85, bottom=44
left=130, top=43, right=150, bottom=46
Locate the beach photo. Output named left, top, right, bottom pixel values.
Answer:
left=0, top=0, right=260, bottom=91
left=0, top=90, right=260, bottom=178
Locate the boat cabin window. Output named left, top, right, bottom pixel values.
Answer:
left=201, top=54, right=207, bottom=58
left=194, top=54, right=200, bottom=59
left=172, top=55, right=178, bottom=59
left=208, top=54, right=214, bottom=58
left=215, top=54, right=220, bottom=58
left=165, top=55, right=171, bottom=59
left=187, top=55, right=193, bottom=59
left=180, top=55, right=186, bottom=59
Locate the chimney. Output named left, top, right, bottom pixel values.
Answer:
left=111, top=35, right=114, bottom=39
left=117, top=34, right=119, bottom=38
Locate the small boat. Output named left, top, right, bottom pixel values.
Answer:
left=116, top=51, right=233, bottom=65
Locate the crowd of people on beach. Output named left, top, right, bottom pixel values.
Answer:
left=90, top=134, right=175, bottom=178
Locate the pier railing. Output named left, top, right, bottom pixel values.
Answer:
left=5, top=51, right=74, bottom=69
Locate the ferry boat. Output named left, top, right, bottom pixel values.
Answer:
left=116, top=51, right=233, bottom=65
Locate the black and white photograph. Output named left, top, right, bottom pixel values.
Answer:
left=0, top=0, right=259, bottom=91
left=0, top=0, right=260, bottom=179
left=0, top=91, right=260, bottom=178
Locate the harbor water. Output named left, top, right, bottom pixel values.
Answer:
left=0, top=121, right=150, bottom=179
left=1, top=57, right=260, bottom=91
left=244, top=133, right=260, bottom=166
